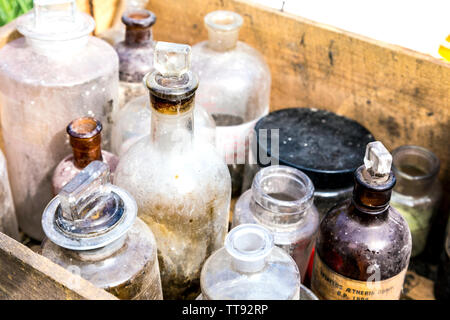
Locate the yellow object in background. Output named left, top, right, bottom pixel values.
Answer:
left=438, top=35, right=450, bottom=62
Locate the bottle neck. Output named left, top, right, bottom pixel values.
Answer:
left=150, top=94, right=195, bottom=152
left=204, top=11, right=243, bottom=52
left=250, top=166, right=315, bottom=227
left=352, top=166, right=396, bottom=214
left=125, top=26, right=153, bottom=45
left=26, top=36, right=89, bottom=57
left=68, top=118, right=103, bottom=169
left=207, top=28, right=239, bottom=51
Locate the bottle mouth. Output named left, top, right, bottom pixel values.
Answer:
left=204, top=10, right=243, bottom=32
left=122, top=9, right=156, bottom=28
left=392, top=145, right=440, bottom=182
left=67, top=117, right=102, bottom=139
left=252, top=165, right=314, bottom=214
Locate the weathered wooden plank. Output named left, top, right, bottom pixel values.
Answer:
left=149, top=0, right=450, bottom=192
left=0, top=232, right=117, bottom=300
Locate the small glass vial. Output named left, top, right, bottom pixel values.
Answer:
left=311, top=141, right=412, bottom=300
left=191, top=11, right=271, bottom=196
left=0, top=0, right=119, bottom=240
left=0, top=149, right=19, bottom=240
left=114, top=9, right=156, bottom=108
left=390, top=145, right=442, bottom=257
left=233, top=165, right=319, bottom=281
left=42, top=161, right=163, bottom=300
left=52, top=117, right=119, bottom=195
left=200, top=224, right=300, bottom=300
left=111, top=95, right=216, bottom=157
left=114, top=42, right=231, bottom=299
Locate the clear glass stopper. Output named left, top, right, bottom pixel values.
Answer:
left=225, top=224, right=274, bottom=273
left=34, top=0, right=77, bottom=30
left=364, top=141, right=392, bottom=177
left=154, top=41, right=191, bottom=77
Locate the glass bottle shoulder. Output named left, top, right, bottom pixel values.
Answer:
left=115, top=41, right=154, bottom=83
left=316, top=200, right=412, bottom=280
left=0, top=36, right=118, bottom=87
left=201, top=246, right=299, bottom=300
left=41, top=218, right=157, bottom=291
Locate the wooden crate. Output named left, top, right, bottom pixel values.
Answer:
left=0, top=0, right=447, bottom=299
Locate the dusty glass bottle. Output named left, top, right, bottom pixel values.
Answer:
left=232, top=165, right=319, bottom=281
left=52, top=117, right=119, bottom=195
left=200, top=224, right=300, bottom=300
left=0, top=0, right=119, bottom=240
left=390, top=145, right=442, bottom=257
left=191, top=10, right=271, bottom=196
left=114, top=8, right=156, bottom=108
left=311, top=141, right=412, bottom=300
left=114, top=42, right=231, bottom=300
left=42, top=161, right=163, bottom=300
left=0, top=149, right=19, bottom=240
left=111, top=95, right=216, bottom=156
left=98, top=0, right=149, bottom=46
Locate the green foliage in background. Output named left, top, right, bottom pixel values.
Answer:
left=0, top=0, right=33, bottom=27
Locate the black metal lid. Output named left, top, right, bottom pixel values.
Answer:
left=255, top=108, right=375, bottom=190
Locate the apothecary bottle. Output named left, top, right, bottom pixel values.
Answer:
left=0, top=0, right=119, bottom=240
left=0, top=150, right=19, bottom=241
left=114, top=9, right=156, bottom=107
left=191, top=10, right=271, bottom=197
left=200, top=224, right=300, bottom=300
left=52, top=117, right=119, bottom=195
left=114, top=42, right=231, bottom=299
left=111, top=94, right=216, bottom=157
left=42, top=161, right=163, bottom=300
left=390, top=145, right=442, bottom=257
left=233, top=165, right=319, bottom=281
left=311, top=141, right=412, bottom=300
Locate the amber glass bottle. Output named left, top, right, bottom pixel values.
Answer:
left=52, top=117, right=118, bottom=195
left=311, top=141, right=412, bottom=300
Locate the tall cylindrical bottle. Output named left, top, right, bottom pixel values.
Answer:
left=42, top=161, right=163, bottom=300
left=114, top=41, right=231, bottom=299
left=0, top=0, right=119, bottom=240
left=311, top=141, right=412, bottom=300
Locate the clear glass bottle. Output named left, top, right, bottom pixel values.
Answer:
left=114, top=41, right=231, bottom=300
left=200, top=224, right=300, bottom=300
left=0, top=149, right=19, bottom=241
left=390, top=145, right=442, bottom=257
left=311, top=141, right=412, bottom=300
left=42, top=161, right=163, bottom=300
left=97, top=0, right=149, bottom=46
left=114, top=8, right=156, bottom=108
left=111, top=95, right=216, bottom=157
left=52, top=117, right=119, bottom=195
left=232, top=165, right=319, bottom=281
left=0, top=0, right=119, bottom=240
left=191, top=10, right=271, bottom=197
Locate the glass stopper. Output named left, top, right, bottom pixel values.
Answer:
left=154, top=41, right=191, bottom=77
left=364, top=141, right=392, bottom=177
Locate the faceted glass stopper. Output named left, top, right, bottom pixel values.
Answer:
left=364, top=141, right=392, bottom=177
left=34, top=0, right=77, bottom=31
left=59, top=160, right=110, bottom=221
left=154, top=41, right=191, bottom=77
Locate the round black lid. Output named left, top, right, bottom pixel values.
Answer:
left=254, top=108, right=375, bottom=190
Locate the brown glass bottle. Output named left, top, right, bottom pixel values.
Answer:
left=311, top=141, right=412, bottom=300
left=52, top=117, right=118, bottom=195
left=114, top=9, right=156, bottom=107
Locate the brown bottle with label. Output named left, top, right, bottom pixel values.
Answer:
left=311, top=141, right=412, bottom=300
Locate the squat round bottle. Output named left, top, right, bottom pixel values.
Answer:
left=311, top=141, right=412, bottom=300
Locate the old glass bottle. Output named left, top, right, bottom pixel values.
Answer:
left=0, top=149, right=19, bottom=240
left=111, top=95, right=216, bottom=157
left=232, top=165, right=319, bottom=281
left=114, top=8, right=156, bottom=108
left=114, top=42, right=231, bottom=300
left=42, top=161, right=163, bottom=300
left=200, top=224, right=300, bottom=300
left=311, top=141, right=412, bottom=300
left=390, top=145, right=442, bottom=257
left=0, top=0, right=119, bottom=240
left=191, top=10, right=271, bottom=196
left=52, top=117, right=119, bottom=195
